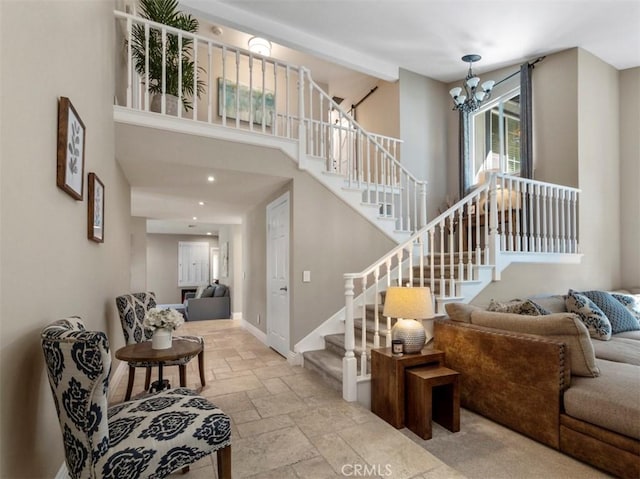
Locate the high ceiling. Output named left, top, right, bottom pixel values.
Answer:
left=122, top=0, right=639, bottom=235
left=182, top=0, right=640, bottom=82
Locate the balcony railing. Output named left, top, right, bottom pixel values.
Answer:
left=114, top=9, right=425, bottom=234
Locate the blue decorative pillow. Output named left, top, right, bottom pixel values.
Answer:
left=580, top=290, right=640, bottom=334
left=610, top=293, right=640, bottom=331
left=565, top=290, right=612, bottom=340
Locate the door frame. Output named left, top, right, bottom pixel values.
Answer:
left=266, top=191, right=291, bottom=357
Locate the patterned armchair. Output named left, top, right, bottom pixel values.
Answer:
left=41, top=317, right=231, bottom=479
left=115, top=292, right=205, bottom=400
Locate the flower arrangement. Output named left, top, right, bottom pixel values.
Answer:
left=143, top=307, right=184, bottom=331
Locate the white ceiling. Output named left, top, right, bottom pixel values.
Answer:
left=182, top=0, right=640, bottom=82
left=121, top=0, right=640, bottom=235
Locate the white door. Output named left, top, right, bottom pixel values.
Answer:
left=266, top=192, right=290, bottom=357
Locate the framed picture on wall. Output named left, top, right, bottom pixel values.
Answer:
left=87, top=173, right=104, bottom=243
left=217, top=78, right=275, bottom=126
left=56, top=97, right=86, bottom=200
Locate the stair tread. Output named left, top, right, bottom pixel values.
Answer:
left=303, top=349, right=343, bottom=381
left=325, top=333, right=377, bottom=354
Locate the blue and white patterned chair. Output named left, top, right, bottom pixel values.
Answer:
left=115, top=292, right=206, bottom=400
left=41, top=317, right=231, bottom=479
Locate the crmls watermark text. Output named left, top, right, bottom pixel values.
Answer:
left=341, top=463, right=393, bottom=477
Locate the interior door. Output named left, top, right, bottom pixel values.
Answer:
left=266, top=192, right=290, bottom=357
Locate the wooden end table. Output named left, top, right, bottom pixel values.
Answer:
left=405, top=365, right=460, bottom=440
left=371, top=347, right=444, bottom=428
left=115, top=338, right=203, bottom=399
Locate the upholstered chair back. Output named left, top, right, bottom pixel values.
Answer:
left=41, top=317, right=111, bottom=479
left=115, top=292, right=156, bottom=344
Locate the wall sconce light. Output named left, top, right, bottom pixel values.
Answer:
left=248, top=36, right=272, bottom=57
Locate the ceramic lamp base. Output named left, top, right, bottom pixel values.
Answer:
left=152, top=328, right=173, bottom=350
left=391, top=318, right=426, bottom=354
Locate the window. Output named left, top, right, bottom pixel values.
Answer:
left=470, top=89, right=521, bottom=186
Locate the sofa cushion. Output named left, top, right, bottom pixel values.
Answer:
left=445, top=303, right=484, bottom=323
left=592, top=337, right=640, bottom=365
left=201, top=285, right=216, bottom=298
left=470, top=310, right=600, bottom=377
left=194, top=285, right=207, bottom=299
left=488, top=299, right=550, bottom=316
left=564, top=359, right=640, bottom=440
left=580, top=290, right=640, bottom=333
left=214, top=284, right=229, bottom=297
left=613, top=330, right=640, bottom=340
left=565, top=290, right=612, bottom=341
left=527, top=295, right=567, bottom=314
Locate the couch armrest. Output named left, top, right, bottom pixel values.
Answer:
left=434, top=319, right=569, bottom=449
left=186, top=297, right=231, bottom=321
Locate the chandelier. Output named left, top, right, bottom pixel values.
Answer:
left=449, top=54, right=495, bottom=113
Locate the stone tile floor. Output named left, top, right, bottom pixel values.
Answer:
left=110, top=320, right=462, bottom=479
left=110, top=319, right=611, bottom=479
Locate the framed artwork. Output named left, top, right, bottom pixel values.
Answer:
left=217, top=78, right=275, bottom=126
left=56, top=97, right=86, bottom=200
left=87, top=173, right=105, bottom=243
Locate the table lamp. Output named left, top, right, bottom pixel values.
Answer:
left=383, top=286, right=434, bottom=354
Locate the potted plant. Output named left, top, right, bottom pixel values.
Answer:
left=130, top=0, right=205, bottom=113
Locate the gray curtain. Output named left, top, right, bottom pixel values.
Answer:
left=458, top=110, right=471, bottom=198
left=520, top=62, right=534, bottom=179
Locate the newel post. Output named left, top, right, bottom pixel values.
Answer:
left=488, top=173, right=501, bottom=280
left=297, top=68, right=307, bottom=170
left=343, top=275, right=357, bottom=402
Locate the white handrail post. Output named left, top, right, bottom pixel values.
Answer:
left=420, top=181, right=428, bottom=229
left=297, top=68, right=307, bottom=170
left=489, top=173, right=501, bottom=280
left=343, top=276, right=357, bottom=402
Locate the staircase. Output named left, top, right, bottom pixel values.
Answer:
left=113, top=10, right=583, bottom=405
left=298, top=174, right=582, bottom=404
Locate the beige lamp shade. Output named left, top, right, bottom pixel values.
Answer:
left=383, top=287, right=434, bottom=320
left=384, top=287, right=434, bottom=353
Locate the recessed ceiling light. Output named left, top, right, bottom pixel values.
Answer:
left=206, top=232, right=212, bottom=235
left=198, top=201, right=205, bottom=206
left=192, top=216, right=198, bottom=220
left=207, top=176, right=215, bottom=182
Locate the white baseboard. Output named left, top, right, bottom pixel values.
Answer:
left=287, top=351, right=302, bottom=366
left=232, top=312, right=242, bottom=320
left=241, top=318, right=267, bottom=344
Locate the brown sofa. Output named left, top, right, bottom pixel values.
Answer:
left=434, top=295, right=640, bottom=478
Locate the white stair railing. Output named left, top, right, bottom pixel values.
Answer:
left=341, top=172, right=581, bottom=401
left=302, top=72, right=425, bottom=233
left=115, top=10, right=426, bottom=235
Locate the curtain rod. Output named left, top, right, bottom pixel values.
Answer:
left=494, top=56, right=546, bottom=88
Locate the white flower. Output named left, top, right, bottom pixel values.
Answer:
left=143, top=307, right=184, bottom=331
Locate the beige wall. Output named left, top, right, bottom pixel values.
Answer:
left=619, top=67, right=640, bottom=288
left=217, top=224, right=243, bottom=315
left=399, top=69, right=450, bottom=219
left=356, top=80, right=400, bottom=141
left=147, top=234, right=219, bottom=303
left=242, top=162, right=396, bottom=345
left=0, top=1, right=132, bottom=477
left=130, top=216, right=148, bottom=291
